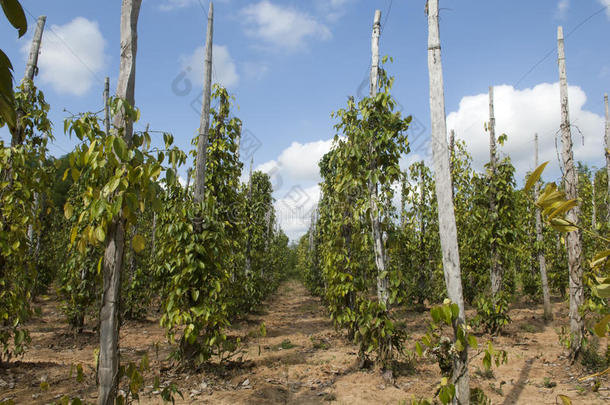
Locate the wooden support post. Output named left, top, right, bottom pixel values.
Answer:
left=98, top=1, right=142, bottom=403
left=427, top=1, right=469, bottom=401
left=194, top=2, right=214, bottom=204
left=557, top=26, right=583, bottom=361
left=534, top=134, right=553, bottom=320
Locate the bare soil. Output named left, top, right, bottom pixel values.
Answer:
left=1, top=280, right=608, bottom=404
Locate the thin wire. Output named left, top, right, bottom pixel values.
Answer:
left=455, top=5, right=609, bottom=148
left=380, top=0, right=393, bottom=35
left=356, top=0, right=394, bottom=100
left=514, top=5, right=608, bottom=88
left=21, top=6, right=105, bottom=86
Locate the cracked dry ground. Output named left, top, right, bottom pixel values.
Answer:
left=1, top=279, right=609, bottom=404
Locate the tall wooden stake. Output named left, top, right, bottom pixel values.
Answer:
left=427, top=1, right=469, bottom=402
left=557, top=26, right=583, bottom=361
left=23, top=16, right=46, bottom=88
left=534, top=134, right=553, bottom=320
left=245, top=157, right=253, bottom=277
left=488, top=86, right=503, bottom=299
left=193, top=1, right=214, bottom=204
left=368, top=10, right=390, bottom=314
left=236, top=122, right=242, bottom=162
left=604, top=94, right=610, bottom=222
left=591, top=177, right=597, bottom=230
left=12, top=15, right=46, bottom=147
left=104, top=77, right=111, bottom=135
left=449, top=129, right=455, bottom=200
left=98, top=1, right=142, bottom=404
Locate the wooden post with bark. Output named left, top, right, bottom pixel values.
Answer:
left=534, top=134, right=553, bottom=320
left=426, top=0, right=469, bottom=402
left=185, top=168, right=193, bottom=192
left=245, top=157, right=253, bottom=277
left=98, top=1, right=142, bottom=404
left=604, top=94, right=610, bottom=222
left=557, top=26, right=583, bottom=361
left=193, top=1, right=214, bottom=204
left=12, top=15, right=46, bottom=147
left=104, top=77, right=110, bottom=135
left=591, top=175, right=597, bottom=231
left=488, top=86, right=503, bottom=300
left=449, top=129, right=455, bottom=200
left=368, top=10, right=390, bottom=311
left=23, top=16, right=45, bottom=89
left=236, top=122, right=242, bottom=162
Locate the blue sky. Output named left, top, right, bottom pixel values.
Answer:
left=1, top=0, right=609, bottom=239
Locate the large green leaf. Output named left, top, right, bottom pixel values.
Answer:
left=0, top=49, right=16, bottom=129
left=1, top=0, right=27, bottom=37
left=524, top=161, right=548, bottom=192
left=593, top=314, right=610, bottom=337
left=132, top=234, right=146, bottom=253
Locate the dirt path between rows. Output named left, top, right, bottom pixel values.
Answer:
left=1, top=280, right=608, bottom=404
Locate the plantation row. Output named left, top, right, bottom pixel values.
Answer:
left=1, top=0, right=609, bottom=404
left=0, top=1, right=296, bottom=404
left=293, top=4, right=610, bottom=405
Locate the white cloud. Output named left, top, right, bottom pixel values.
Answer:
left=22, top=17, right=106, bottom=96
left=274, top=184, right=321, bottom=241
left=600, top=0, right=610, bottom=18
left=275, top=139, right=334, bottom=181
left=240, top=1, right=331, bottom=51
left=316, top=0, right=355, bottom=22
left=556, top=0, right=569, bottom=19
left=242, top=61, right=270, bottom=81
left=446, top=83, right=605, bottom=183
left=180, top=44, right=239, bottom=88
left=252, top=138, right=334, bottom=240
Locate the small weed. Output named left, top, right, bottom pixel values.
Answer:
left=580, top=338, right=608, bottom=372
left=543, top=377, right=556, bottom=388
left=310, top=336, right=330, bottom=350
left=270, top=339, right=295, bottom=351
left=519, top=323, right=539, bottom=334
left=470, top=387, right=492, bottom=405
left=488, top=382, right=504, bottom=396
left=474, top=367, right=495, bottom=380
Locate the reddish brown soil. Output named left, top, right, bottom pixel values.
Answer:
left=0, top=280, right=608, bottom=404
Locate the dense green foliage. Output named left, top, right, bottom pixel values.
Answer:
left=301, top=66, right=411, bottom=368
left=155, top=86, right=291, bottom=363
left=0, top=82, right=51, bottom=361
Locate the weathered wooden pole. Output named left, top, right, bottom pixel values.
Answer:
left=309, top=208, right=316, bottom=253
left=98, top=1, right=142, bottom=404
left=193, top=1, right=214, bottom=204
left=23, top=16, right=46, bottom=87
left=591, top=175, right=597, bottom=231
left=557, top=26, right=583, bottom=361
left=21, top=17, right=47, bottom=247
left=12, top=15, right=46, bottom=147
left=604, top=94, right=610, bottom=222
left=400, top=174, right=407, bottom=228
left=368, top=9, right=390, bottom=312
left=449, top=129, right=455, bottom=200
left=185, top=167, right=193, bottom=192
left=244, top=157, right=253, bottom=277
left=104, top=77, right=111, bottom=134
left=427, top=0, right=469, bottom=402
left=235, top=122, right=242, bottom=162
left=488, top=86, right=503, bottom=300
left=534, top=134, right=553, bottom=320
